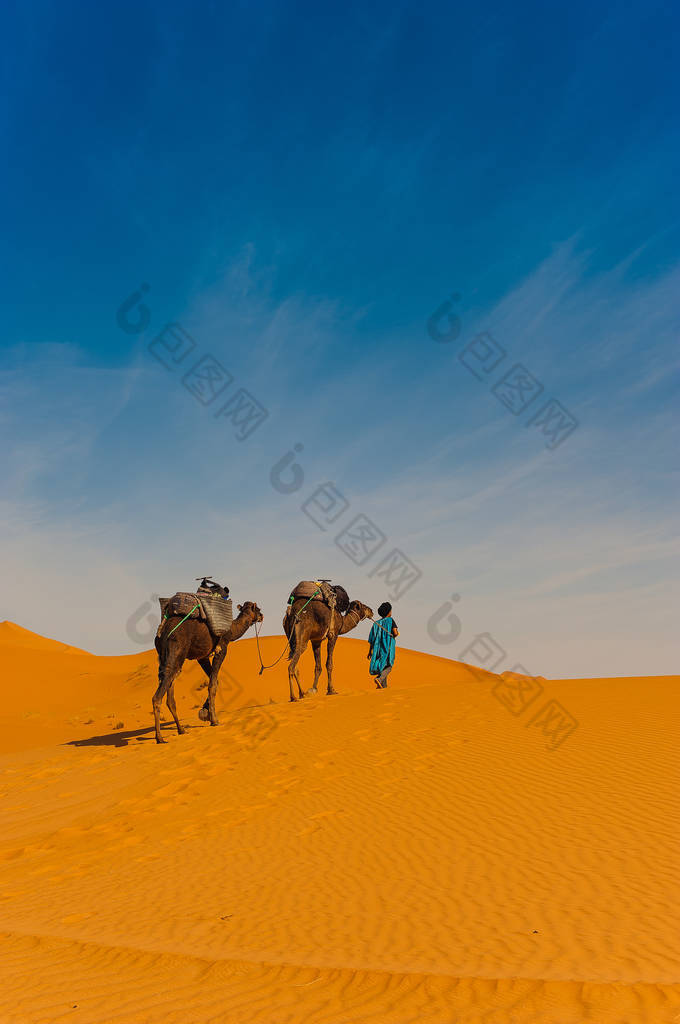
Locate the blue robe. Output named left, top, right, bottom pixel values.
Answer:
left=368, top=617, right=396, bottom=676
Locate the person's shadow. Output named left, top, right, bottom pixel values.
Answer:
left=66, top=723, right=192, bottom=748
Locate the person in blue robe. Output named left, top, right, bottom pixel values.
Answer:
left=368, top=601, right=399, bottom=688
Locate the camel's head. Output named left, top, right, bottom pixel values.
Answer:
left=349, top=601, right=373, bottom=621
left=237, top=601, right=264, bottom=624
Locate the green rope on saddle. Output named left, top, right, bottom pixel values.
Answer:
left=166, top=603, right=200, bottom=637
left=295, top=588, right=321, bottom=617
left=287, top=587, right=321, bottom=612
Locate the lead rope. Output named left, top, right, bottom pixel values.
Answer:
left=254, top=619, right=292, bottom=674
left=254, top=588, right=322, bottom=674
left=254, top=608, right=390, bottom=675
left=367, top=617, right=394, bottom=635
left=253, top=592, right=392, bottom=676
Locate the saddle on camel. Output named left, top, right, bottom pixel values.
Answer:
left=158, top=576, right=233, bottom=638
left=287, top=579, right=350, bottom=618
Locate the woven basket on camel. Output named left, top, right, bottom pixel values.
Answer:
left=198, top=594, right=233, bottom=636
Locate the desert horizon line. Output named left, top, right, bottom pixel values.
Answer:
left=1, top=619, right=676, bottom=684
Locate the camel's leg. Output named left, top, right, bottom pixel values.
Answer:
left=206, top=641, right=228, bottom=726
left=325, top=634, right=338, bottom=695
left=152, top=648, right=183, bottom=743
left=288, top=630, right=307, bottom=702
left=166, top=682, right=185, bottom=736
left=306, top=639, right=323, bottom=696
left=197, top=656, right=213, bottom=721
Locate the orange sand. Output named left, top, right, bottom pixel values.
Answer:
left=0, top=620, right=678, bottom=1023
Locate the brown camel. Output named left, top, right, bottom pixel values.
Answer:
left=153, top=601, right=263, bottom=744
left=283, top=598, right=373, bottom=702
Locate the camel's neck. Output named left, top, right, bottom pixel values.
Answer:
left=338, top=608, right=362, bottom=635
left=229, top=614, right=255, bottom=641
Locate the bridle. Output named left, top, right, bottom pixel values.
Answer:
left=330, top=602, right=364, bottom=636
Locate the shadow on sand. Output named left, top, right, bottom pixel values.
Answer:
left=65, top=722, right=195, bottom=748
left=65, top=698, right=281, bottom=749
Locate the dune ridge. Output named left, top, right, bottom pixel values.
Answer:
left=0, top=620, right=90, bottom=655
left=0, top=623, right=678, bottom=1023
left=1, top=928, right=678, bottom=1024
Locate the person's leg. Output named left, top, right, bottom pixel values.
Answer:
left=378, top=665, right=392, bottom=688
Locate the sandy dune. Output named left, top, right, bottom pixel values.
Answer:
left=0, top=621, right=678, bottom=1023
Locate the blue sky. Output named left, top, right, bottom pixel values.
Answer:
left=1, top=0, right=678, bottom=675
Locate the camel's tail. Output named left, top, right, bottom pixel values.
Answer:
left=283, top=609, right=297, bottom=660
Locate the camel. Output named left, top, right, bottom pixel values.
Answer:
left=153, top=601, right=263, bottom=744
left=283, top=597, right=373, bottom=702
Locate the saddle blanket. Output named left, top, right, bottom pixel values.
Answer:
left=289, top=581, right=349, bottom=613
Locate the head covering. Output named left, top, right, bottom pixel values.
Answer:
left=378, top=601, right=392, bottom=618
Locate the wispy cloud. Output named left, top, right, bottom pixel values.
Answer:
left=2, top=231, right=678, bottom=678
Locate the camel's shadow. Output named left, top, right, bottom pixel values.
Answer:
left=66, top=722, right=192, bottom=748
